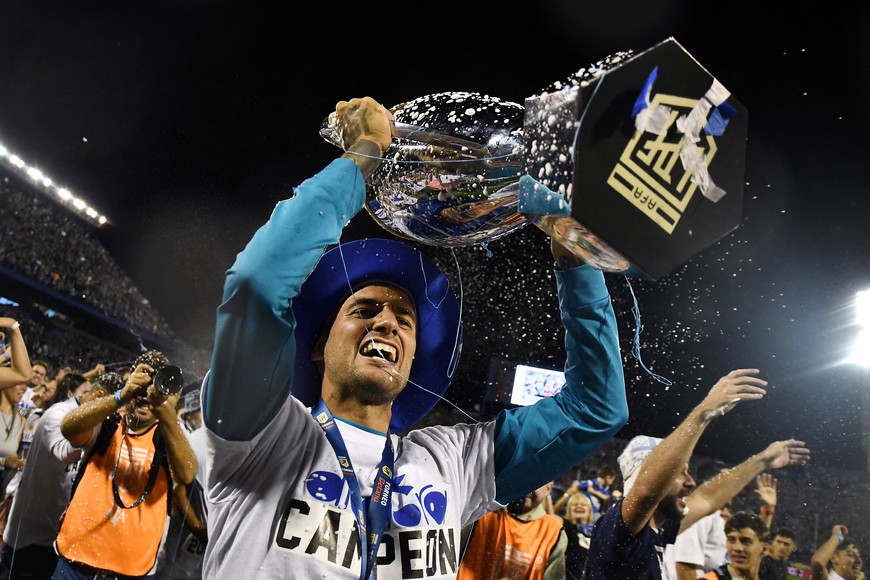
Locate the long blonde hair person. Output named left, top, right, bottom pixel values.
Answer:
left=564, top=492, right=594, bottom=526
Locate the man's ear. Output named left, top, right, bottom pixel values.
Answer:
left=311, top=335, right=326, bottom=363
left=312, top=300, right=346, bottom=366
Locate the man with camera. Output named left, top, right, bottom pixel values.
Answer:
left=52, top=350, right=197, bottom=579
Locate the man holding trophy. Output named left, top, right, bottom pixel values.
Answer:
left=200, top=94, right=628, bottom=579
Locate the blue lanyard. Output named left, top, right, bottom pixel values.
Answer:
left=312, top=400, right=394, bottom=580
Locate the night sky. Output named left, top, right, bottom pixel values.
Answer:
left=2, top=1, right=869, bottom=470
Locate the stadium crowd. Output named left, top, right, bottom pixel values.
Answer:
left=0, top=176, right=175, bottom=339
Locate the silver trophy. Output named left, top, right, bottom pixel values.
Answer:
left=320, top=91, right=529, bottom=248
left=321, top=38, right=747, bottom=280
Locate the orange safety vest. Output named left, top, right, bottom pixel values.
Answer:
left=458, top=510, right=564, bottom=580
left=56, top=418, right=169, bottom=576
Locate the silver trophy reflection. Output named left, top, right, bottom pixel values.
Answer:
left=320, top=91, right=530, bottom=246
left=321, top=39, right=747, bottom=281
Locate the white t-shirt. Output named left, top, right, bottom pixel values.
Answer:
left=203, top=395, right=500, bottom=580
left=663, top=510, right=726, bottom=579
left=3, top=397, right=83, bottom=548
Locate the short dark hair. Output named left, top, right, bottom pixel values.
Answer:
left=31, top=359, right=51, bottom=373
left=834, top=539, right=857, bottom=554
left=133, top=350, right=171, bottom=371
left=93, top=371, right=125, bottom=395
left=49, top=373, right=88, bottom=406
left=598, top=464, right=617, bottom=478
left=724, top=511, right=770, bottom=543
left=773, top=527, right=797, bottom=542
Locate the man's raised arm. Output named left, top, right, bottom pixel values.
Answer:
left=621, top=369, right=767, bottom=535
left=203, top=97, right=395, bottom=441
left=492, top=240, right=628, bottom=503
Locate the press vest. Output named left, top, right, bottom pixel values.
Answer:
left=55, top=419, right=169, bottom=576
left=458, top=510, right=564, bottom=580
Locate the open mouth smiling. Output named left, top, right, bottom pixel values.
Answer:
left=360, top=340, right=398, bottom=363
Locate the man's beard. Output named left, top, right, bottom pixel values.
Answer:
left=348, top=370, right=406, bottom=405
left=658, top=494, right=687, bottom=520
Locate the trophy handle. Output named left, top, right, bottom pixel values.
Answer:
left=318, top=113, right=344, bottom=149
left=319, top=114, right=491, bottom=158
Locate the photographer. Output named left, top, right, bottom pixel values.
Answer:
left=53, top=350, right=196, bottom=579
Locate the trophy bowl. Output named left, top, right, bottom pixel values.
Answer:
left=321, top=91, right=529, bottom=247
left=319, top=39, right=747, bottom=280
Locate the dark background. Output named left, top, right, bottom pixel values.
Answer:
left=2, top=1, right=869, bottom=470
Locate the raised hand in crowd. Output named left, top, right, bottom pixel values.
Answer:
left=0, top=318, right=31, bottom=388
left=811, top=524, right=864, bottom=580
left=754, top=472, right=777, bottom=528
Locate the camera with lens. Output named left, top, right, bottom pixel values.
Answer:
left=151, top=365, right=184, bottom=396
left=506, top=497, right=526, bottom=515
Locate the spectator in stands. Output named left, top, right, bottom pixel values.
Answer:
left=180, top=388, right=202, bottom=433
left=664, top=460, right=731, bottom=580
left=0, top=380, right=60, bottom=551
left=555, top=479, right=582, bottom=514
left=29, top=382, right=54, bottom=414
left=19, top=383, right=51, bottom=453
left=18, top=376, right=57, bottom=433
left=18, top=360, right=54, bottom=416
left=563, top=490, right=596, bottom=579
left=25, top=361, right=46, bottom=389
left=0, top=182, right=176, bottom=338
left=583, top=368, right=811, bottom=580
left=0, top=321, right=31, bottom=390
left=53, top=350, right=196, bottom=579
left=760, top=527, right=798, bottom=580
left=0, top=381, right=28, bottom=552
left=458, top=481, right=566, bottom=579
left=46, top=374, right=87, bottom=407
left=33, top=364, right=103, bottom=410
left=581, top=465, right=619, bottom=521
left=665, top=467, right=775, bottom=580
left=811, top=525, right=864, bottom=580
left=753, top=473, right=777, bottom=530
left=701, top=510, right=770, bottom=580
left=0, top=372, right=121, bottom=578
left=554, top=465, right=619, bottom=522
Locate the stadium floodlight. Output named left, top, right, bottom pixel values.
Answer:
left=0, top=136, right=110, bottom=227
left=849, top=289, right=870, bottom=367
left=26, top=167, right=44, bottom=182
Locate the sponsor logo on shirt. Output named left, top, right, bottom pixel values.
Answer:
left=273, top=470, right=455, bottom=577
left=276, top=498, right=458, bottom=578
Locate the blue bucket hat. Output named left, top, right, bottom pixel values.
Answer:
left=292, top=238, right=462, bottom=432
